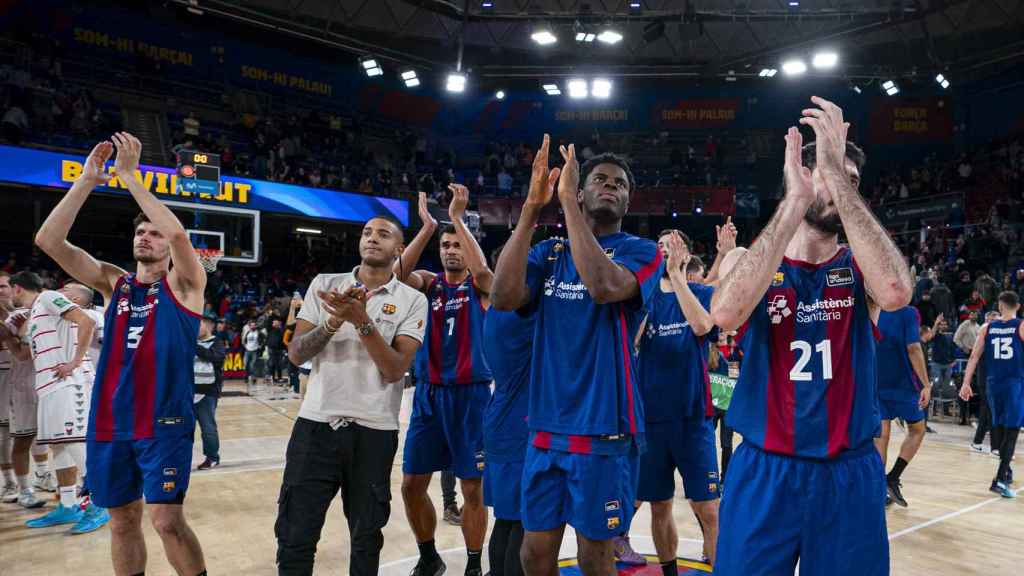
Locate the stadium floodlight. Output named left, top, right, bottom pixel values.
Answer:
left=597, top=29, right=623, bottom=45
left=781, top=59, right=807, bottom=76
left=446, top=73, right=467, bottom=93
left=811, top=51, right=838, bottom=69
left=295, top=227, right=322, bottom=235
left=629, top=1, right=642, bottom=9
left=788, top=1, right=799, bottom=6
left=531, top=28, right=558, bottom=46
left=481, top=1, right=493, bottom=8
left=852, top=85, right=862, bottom=94
left=759, top=68, right=777, bottom=77
left=496, top=90, right=506, bottom=100
left=882, top=80, right=899, bottom=96
left=575, top=32, right=596, bottom=43
left=361, top=58, right=382, bottom=77
left=592, top=78, right=612, bottom=99
left=401, top=70, right=420, bottom=88
left=567, top=78, right=588, bottom=99
left=936, top=74, right=950, bottom=89
left=542, top=83, right=561, bottom=96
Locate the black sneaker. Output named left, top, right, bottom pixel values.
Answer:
left=887, top=478, right=908, bottom=507
left=410, top=558, right=446, bottom=576
left=197, top=458, right=220, bottom=471
left=442, top=504, right=462, bottom=526
left=885, top=494, right=893, bottom=507
left=464, top=569, right=483, bottom=576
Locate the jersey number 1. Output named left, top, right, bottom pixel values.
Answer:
left=993, top=337, right=1015, bottom=360
left=790, top=339, right=833, bottom=381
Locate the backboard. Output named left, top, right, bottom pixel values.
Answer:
left=164, top=200, right=261, bottom=266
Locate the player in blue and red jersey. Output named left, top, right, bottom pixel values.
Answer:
left=34, top=134, right=207, bottom=574
left=960, top=291, right=1024, bottom=498
left=397, top=184, right=493, bottom=576
left=481, top=243, right=536, bottom=576
left=710, top=98, right=913, bottom=576
left=492, top=136, right=663, bottom=576
left=633, top=229, right=720, bottom=572
left=874, top=306, right=933, bottom=508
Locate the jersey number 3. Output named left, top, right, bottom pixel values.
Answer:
left=993, top=337, right=1015, bottom=360
left=790, top=339, right=833, bottom=381
left=127, top=326, right=145, bottom=350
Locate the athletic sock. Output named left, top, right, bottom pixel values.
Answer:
left=16, top=474, right=30, bottom=490
left=887, top=457, right=908, bottom=482
left=2, top=468, right=15, bottom=485
left=661, top=560, right=677, bottom=576
left=418, top=539, right=441, bottom=564
left=58, top=485, right=77, bottom=508
left=466, top=549, right=482, bottom=574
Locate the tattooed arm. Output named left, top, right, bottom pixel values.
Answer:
left=800, top=96, right=912, bottom=312
left=710, top=128, right=814, bottom=331
left=287, top=319, right=334, bottom=366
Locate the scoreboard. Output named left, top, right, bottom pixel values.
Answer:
left=176, top=150, right=221, bottom=197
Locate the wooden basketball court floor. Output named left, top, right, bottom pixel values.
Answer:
left=2, top=381, right=1021, bottom=575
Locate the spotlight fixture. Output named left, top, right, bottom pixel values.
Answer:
left=295, top=227, right=322, bottom=235
left=575, top=32, right=596, bottom=42
left=495, top=90, right=506, bottom=100
left=882, top=80, right=900, bottom=96
left=361, top=58, right=382, bottom=77
left=531, top=28, right=557, bottom=46
left=811, top=51, right=838, bottom=69
left=401, top=70, right=420, bottom=88
left=597, top=29, right=623, bottom=45
left=481, top=1, right=493, bottom=8
left=935, top=74, right=950, bottom=89
left=781, top=59, right=807, bottom=76
left=567, top=78, right=588, bottom=99
left=542, top=83, right=561, bottom=96
left=446, top=73, right=467, bottom=93
left=758, top=68, right=777, bottom=77
left=788, top=1, right=800, bottom=6
left=591, top=78, right=612, bottom=99
left=852, top=85, right=862, bottom=94
left=629, top=1, right=642, bottom=10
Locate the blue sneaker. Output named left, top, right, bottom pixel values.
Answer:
left=69, top=503, right=110, bottom=535
left=990, top=481, right=1016, bottom=498
left=26, top=503, right=84, bottom=528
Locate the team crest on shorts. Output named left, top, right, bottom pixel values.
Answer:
left=163, top=468, right=177, bottom=476
left=708, top=483, right=718, bottom=493
left=607, top=516, right=620, bottom=530
left=382, top=303, right=397, bottom=315
left=163, top=481, right=176, bottom=492
left=604, top=500, right=620, bottom=512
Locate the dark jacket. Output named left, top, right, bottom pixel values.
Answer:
left=195, top=336, right=226, bottom=397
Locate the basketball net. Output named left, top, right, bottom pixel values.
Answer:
left=195, top=247, right=224, bottom=272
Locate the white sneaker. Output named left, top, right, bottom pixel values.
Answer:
left=17, top=490, right=45, bottom=509
left=993, top=449, right=1001, bottom=459
left=1, top=483, right=19, bottom=503
left=33, top=471, right=58, bottom=492
left=970, top=443, right=988, bottom=453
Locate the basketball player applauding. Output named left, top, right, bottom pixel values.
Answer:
left=711, top=97, right=913, bottom=576
left=35, top=134, right=208, bottom=575
left=398, top=185, right=493, bottom=576
left=492, top=136, right=663, bottom=576
left=960, top=291, right=1024, bottom=498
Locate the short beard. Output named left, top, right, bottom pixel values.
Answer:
left=134, top=252, right=162, bottom=264
left=804, top=198, right=843, bottom=235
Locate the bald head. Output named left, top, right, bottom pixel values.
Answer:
left=60, top=283, right=95, bottom=308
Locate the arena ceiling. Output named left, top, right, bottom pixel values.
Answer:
left=178, top=0, right=1024, bottom=83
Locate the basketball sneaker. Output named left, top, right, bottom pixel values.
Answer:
left=33, top=470, right=58, bottom=492
left=887, top=478, right=908, bottom=507
left=1, top=483, right=19, bottom=503
left=69, top=503, right=111, bottom=535
left=197, top=457, right=220, bottom=471
left=990, top=481, right=1015, bottom=498
left=25, top=503, right=83, bottom=528
left=18, top=490, right=45, bottom=509
left=409, top=557, right=446, bottom=576
left=443, top=503, right=462, bottom=526
left=613, top=535, right=647, bottom=565
left=969, top=443, right=988, bottom=453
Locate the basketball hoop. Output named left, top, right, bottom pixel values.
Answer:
left=195, top=248, right=224, bottom=272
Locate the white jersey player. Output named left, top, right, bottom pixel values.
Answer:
left=0, top=306, right=47, bottom=507
left=10, top=272, right=97, bottom=529
left=60, top=283, right=105, bottom=382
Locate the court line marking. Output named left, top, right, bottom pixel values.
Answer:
left=888, top=489, right=1017, bottom=540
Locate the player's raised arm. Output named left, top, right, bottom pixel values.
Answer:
left=111, top=133, right=206, bottom=294
left=799, top=96, right=912, bottom=311
left=556, top=143, right=640, bottom=304
left=959, top=324, right=989, bottom=401
left=34, top=141, right=126, bottom=301
left=711, top=128, right=815, bottom=331
left=394, top=192, right=437, bottom=291
left=665, top=232, right=714, bottom=336
left=447, top=184, right=494, bottom=294
left=704, top=216, right=737, bottom=286
left=492, top=134, right=559, bottom=311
